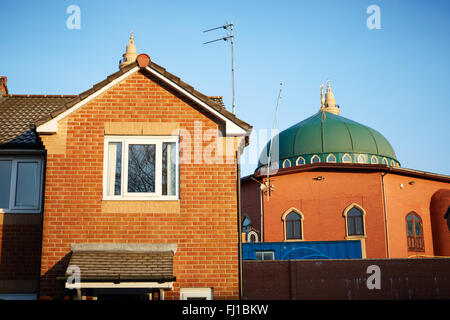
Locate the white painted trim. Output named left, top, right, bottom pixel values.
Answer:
left=36, top=67, right=140, bottom=133
left=145, top=66, right=247, bottom=137
left=66, top=282, right=173, bottom=289
left=180, top=288, right=213, bottom=300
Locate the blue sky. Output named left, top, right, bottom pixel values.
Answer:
left=1, top=0, right=449, bottom=177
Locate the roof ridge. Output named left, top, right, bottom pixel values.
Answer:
left=5, top=94, right=77, bottom=98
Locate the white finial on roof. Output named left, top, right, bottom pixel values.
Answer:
left=119, top=30, right=138, bottom=68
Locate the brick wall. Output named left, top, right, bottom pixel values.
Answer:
left=243, top=259, right=450, bottom=300
left=0, top=214, right=42, bottom=294
left=39, top=70, right=241, bottom=299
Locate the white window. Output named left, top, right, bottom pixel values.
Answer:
left=0, top=157, right=43, bottom=213
left=180, top=288, right=213, bottom=300
left=255, top=251, right=274, bottom=260
left=103, top=136, right=179, bottom=200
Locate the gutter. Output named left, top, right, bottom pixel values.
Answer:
left=381, top=167, right=391, bottom=258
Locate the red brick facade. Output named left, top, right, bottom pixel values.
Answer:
left=39, top=70, right=244, bottom=299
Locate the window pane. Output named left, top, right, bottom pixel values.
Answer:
left=355, top=217, right=364, bottom=235
left=15, top=162, right=38, bottom=207
left=287, top=222, right=293, bottom=239
left=263, top=252, right=274, bottom=260
left=107, top=142, right=122, bottom=196
left=407, top=221, right=413, bottom=235
left=286, top=212, right=300, bottom=221
left=348, top=207, right=362, bottom=217
left=0, top=161, right=12, bottom=208
left=255, top=252, right=263, bottom=260
left=348, top=218, right=355, bottom=235
left=294, top=220, right=301, bottom=239
left=128, top=144, right=155, bottom=193
left=415, top=221, right=422, bottom=236
left=162, top=142, right=176, bottom=196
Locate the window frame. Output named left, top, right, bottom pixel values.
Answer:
left=255, top=251, right=274, bottom=260
left=281, top=207, right=304, bottom=241
left=343, top=203, right=367, bottom=239
left=295, top=156, right=305, bottom=166
left=0, top=156, right=44, bottom=214
left=326, top=154, right=337, bottom=163
left=310, top=155, right=320, bottom=164
left=406, top=212, right=425, bottom=252
left=342, top=153, right=352, bottom=163
left=180, top=288, right=213, bottom=300
left=103, top=136, right=179, bottom=201
left=282, top=159, right=291, bottom=168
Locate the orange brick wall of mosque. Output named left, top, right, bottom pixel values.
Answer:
left=38, top=70, right=241, bottom=299
left=241, top=168, right=450, bottom=259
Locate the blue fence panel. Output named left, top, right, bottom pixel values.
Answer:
left=242, top=240, right=362, bottom=260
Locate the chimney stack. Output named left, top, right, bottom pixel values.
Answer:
left=0, top=77, right=8, bottom=96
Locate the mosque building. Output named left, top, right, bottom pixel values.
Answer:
left=241, top=82, right=450, bottom=259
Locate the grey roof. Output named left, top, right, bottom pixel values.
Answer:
left=0, top=95, right=76, bottom=148
left=65, top=244, right=176, bottom=282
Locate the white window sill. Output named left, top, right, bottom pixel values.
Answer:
left=0, top=208, right=41, bottom=214
left=102, top=196, right=179, bottom=201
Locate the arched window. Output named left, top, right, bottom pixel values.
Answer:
left=247, top=231, right=259, bottom=243
left=342, top=153, right=352, bottom=163
left=382, top=158, right=388, bottom=165
left=326, top=154, right=337, bottom=163
left=311, top=155, right=320, bottom=164
left=282, top=208, right=304, bottom=241
left=343, top=204, right=366, bottom=237
left=270, top=161, right=279, bottom=170
left=370, top=155, right=378, bottom=164
left=390, top=160, right=396, bottom=167
left=406, top=212, right=424, bottom=251
left=282, top=159, right=291, bottom=168
left=296, top=156, right=305, bottom=166
left=357, top=154, right=366, bottom=164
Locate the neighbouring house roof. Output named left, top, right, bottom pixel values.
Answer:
left=64, top=243, right=176, bottom=282
left=0, top=95, right=76, bottom=148
left=1, top=58, right=251, bottom=149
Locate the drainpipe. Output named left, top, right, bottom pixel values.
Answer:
left=236, top=151, right=243, bottom=299
left=260, top=183, right=264, bottom=242
left=381, top=167, right=391, bottom=258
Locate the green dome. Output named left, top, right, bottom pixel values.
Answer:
left=258, top=111, right=399, bottom=169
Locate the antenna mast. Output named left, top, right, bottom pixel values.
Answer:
left=203, top=22, right=236, bottom=114
left=266, top=82, right=283, bottom=200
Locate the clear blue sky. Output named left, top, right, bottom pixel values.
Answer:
left=1, top=0, right=449, bottom=177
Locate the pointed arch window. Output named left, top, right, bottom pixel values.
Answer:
left=390, top=160, right=396, bottom=167
left=406, top=212, right=424, bottom=251
left=357, top=154, right=366, bottom=164
left=326, top=154, right=337, bottom=163
left=342, top=154, right=352, bottom=163
left=282, top=159, right=291, bottom=168
left=382, top=158, right=388, bottom=165
left=282, top=208, right=304, bottom=241
left=295, top=156, right=305, bottom=166
left=311, top=155, right=320, bottom=164
left=343, top=204, right=366, bottom=237
left=242, top=216, right=251, bottom=233
left=370, top=155, right=378, bottom=164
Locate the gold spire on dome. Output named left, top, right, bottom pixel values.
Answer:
left=119, top=30, right=138, bottom=68
left=319, top=80, right=340, bottom=115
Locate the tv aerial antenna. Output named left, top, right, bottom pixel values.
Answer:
left=203, top=22, right=236, bottom=114
left=265, top=82, right=283, bottom=200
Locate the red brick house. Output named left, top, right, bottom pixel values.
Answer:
left=0, top=35, right=251, bottom=300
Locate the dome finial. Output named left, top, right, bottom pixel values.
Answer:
left=324, top=79, right=340, bottom=115
left=119, top=30, right=138, bottom=69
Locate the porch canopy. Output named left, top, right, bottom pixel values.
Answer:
left=62, top=243, right=177, bottom=290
